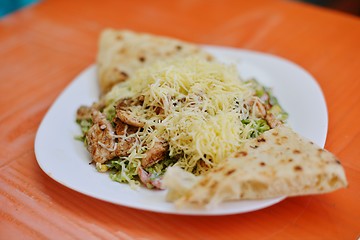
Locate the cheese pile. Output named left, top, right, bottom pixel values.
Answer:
left=104, top=57, right=262, bottom=175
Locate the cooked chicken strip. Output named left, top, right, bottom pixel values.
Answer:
left=86, top=109, right=141, bottom=163
left=266, top=113, right=282, bottom=128
left=141, top=139, right=169, bottom=168
left=115, top=137, right=137, bottom=157
left=76, top=99, right=106, bottom=121
left=247, top=97, right=267, bottom=118
left=86, top=109, right=117, bottom=163
left=76, top=106, right=93, bottom=121
left=115, top=97, right=145, bottom=127
left=114, top=118, right=138, bottom=136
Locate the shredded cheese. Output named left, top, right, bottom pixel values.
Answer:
left=104, top=57, right=263, bottom=175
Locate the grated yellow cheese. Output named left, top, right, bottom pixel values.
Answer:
left=105, top=57, right=262, bottom=175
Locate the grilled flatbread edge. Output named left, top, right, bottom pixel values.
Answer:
left=164, top=126, right=348, bottom=208
left=97, top=29, right=213, bottom=94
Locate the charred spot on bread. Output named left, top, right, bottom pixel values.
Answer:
left=293, top=149, right=301, bottom=154
left=329, top=175, right=340, bottom=187
left=210, top=181, right=218, bottom=189
left=294, top=165, right=302, bottom=171
left=120, top=71, right=128, bottom=78
left=118, top=48, right=126, bottom=54
left=235, top=151, right=248, bottom=157
left=226, top=169, right=236, bottom=176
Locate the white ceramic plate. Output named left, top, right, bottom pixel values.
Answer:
left=35, top=46, right=328, bottom=215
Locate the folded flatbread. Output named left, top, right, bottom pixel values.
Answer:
left=97, top=29, right=213, bottom=94
left=164, top=126, right=347, bottom=208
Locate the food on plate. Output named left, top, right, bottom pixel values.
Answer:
left=97, top=29, right=213, bottom=94
left=76, top=30, right=347, bottom=208
left=164, top=125, right=348, bottom=207
left=76, top=31, right=288, bottom=189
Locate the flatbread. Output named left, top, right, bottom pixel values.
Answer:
left=163, top=126, right=347, bottom=208
left=97, top=29, right=213, bottom=94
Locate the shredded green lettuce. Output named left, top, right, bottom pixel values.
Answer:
left=241, top=119, right=270, bottom=138
left=103, top=104, right=116, bottom=122
left=75, top=119, right=92, bottom=143
left=108, top=159, right=140, bottom=187
left=146, top=158, right=177, bottom=176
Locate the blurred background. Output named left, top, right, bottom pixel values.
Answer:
left=0, top=0, right=39, bottom=17
left=298, top=0, right=360, bottom=15
left=0, top=0, right=359, bottom=18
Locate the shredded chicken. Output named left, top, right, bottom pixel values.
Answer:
left=246, top=97, right=282, bottom=129
left=115, top=97, right=145, bottom=127
left=247, top=97, right=267, bottom=118
left=86, top=109, right=141, bottom=163
left=86, top=109, right=117, bottom=163
left=115, top=137, right=137, bottom=157
left=266, top=113, right=282, bottom=128
left=113, top=118, right=138, bottom=136
left=141, top=139, right=169, bottom=168
left=76, top=106, right=93, bottom=121
left=83, top=96, right=169, bottom=173
left=76, top=100, right=106, bottom=121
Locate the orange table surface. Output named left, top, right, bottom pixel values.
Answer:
left=1, top=0, right=359, bottom=239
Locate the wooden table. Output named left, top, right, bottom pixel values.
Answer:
left=1, top=0, right=359, bottom=239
